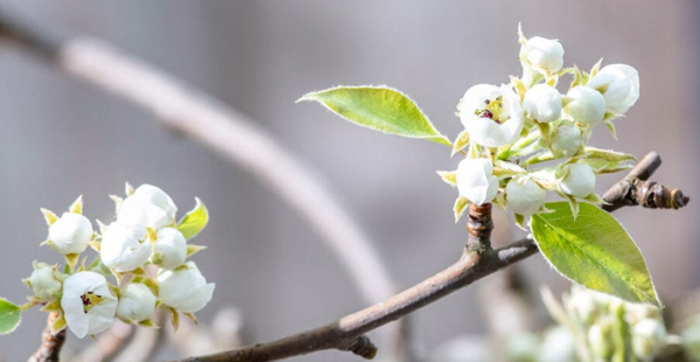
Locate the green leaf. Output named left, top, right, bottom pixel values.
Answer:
left=530, top=201, right=660, bottom=306
left=298, top=86, right=451, bottom=146
left=0, top=298, right=21, bottom=334
left=176, top=198, right=209, bottom=240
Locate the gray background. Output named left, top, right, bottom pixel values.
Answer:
left=0, top=1, right=698, bottom=361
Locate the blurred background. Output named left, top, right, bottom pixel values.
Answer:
left=0, top=1, right=698, bottom=361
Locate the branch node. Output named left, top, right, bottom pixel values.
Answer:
left=467, top=203, right=493, bottom=252
left=632, top=179, right=690, bottom=209
left=344, top=335, right=377, bottom=359
left=28, top=312, right=66, bottom=362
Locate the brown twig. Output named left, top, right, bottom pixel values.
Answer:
left=27, top=313, right=66, bottom=362
left=601, top=152, right=689, bottom=212
left=0, top=6, right=408, bottom=359
left=170, top=152, right=686, bottom=362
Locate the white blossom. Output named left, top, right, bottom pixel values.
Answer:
left=559, top=163, right=596, bottom=198
left=47, top=213, right=93, bottom=255
left=28, top=263, right=62, bottom=301
left=100, top=222, right=151, bottom=273
left=565, top=86, right=606, bottom=128
left=459, top=84, right=524, bottom=147
left=505, top=178, right=546, bottom=216
left=587, top=64, right=640, bottom=114
left=116, top=283, right=156, bottom=323
left=550, top=123, right=582, bottom=159
left=632, top=318, right=667, bottom=359
left=117, top=184, right=177, bottom=230
left=523, top=84, right=562, bottom=123
left=61, top=271, right=118, bottom=338
left=521, top=36, right=564, bottom=74
left=456, top=158, right=499, bottom=205
left=152, top=227, right=187, bottom=270
left=157, top=261, right=215, bottom=313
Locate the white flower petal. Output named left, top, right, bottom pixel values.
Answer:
left=456, top=158, right=499, bottom=205
left=157, top=261, right=214, bottom=313
left=565, top=86, right=606, bottom=128
left=61, top=272, right=117, bottom=338
left=152, top=227, right=187, bottom=270
left=100, top=222, right=150, bottom=272
left=506, top=178, right=546, bottom=216
left=522, top=36, right=564, bottom=73
left=523, top=84, right=562, bottom=123
left=559, top=164, right=596, bottom=198
left=459, top=84, right=524, bottom=147
left=587, top=64, right=640, bottom=114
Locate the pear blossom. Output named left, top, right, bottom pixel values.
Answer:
left=158, top=261, right=215, bottom=313
left=587, top=64, right=640, bottom=114
left=549, top=123, right=581, bottom=159
left=523, top=84, right=562, bottom=123
left=565, top=86, right=606, bottom=128
left=100, top=222, right=151, bottom=272
left=117, top=184, right=177, bottom=230
left=559, top=163, right=596, bottom=198
left=116, top=283, right=156, bottom=323
left=631, top=318, right=667, bottom=359
left=456, top=158, right=499, bottom=205
left=505, top=178, right=546, bottom=216
left=521, top=36, right=564, bottom=74
left=47, top=212, right=93, bottom=255
left=27, top=263, right=62, bottom=301
left=61, top=271, right=118, bottom=338
left=459, top=84, right=524, bottom=147
left=152, top=227, right=187, bottom=270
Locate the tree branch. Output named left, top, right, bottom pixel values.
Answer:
left=27, top=313, right=66, bottom=362
left=171, top=152, right=689, bottom=362
left=0, top=6, right=408, bottom=359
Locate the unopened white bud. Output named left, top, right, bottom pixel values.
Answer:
left=100, top=222, right=151, bottom=273
left=523, top=84, right=562, bottom=123
left=505, top=178, right=546, bottom=216
left=521, top=36, right=564, bottom=74
left=587, top=64, right=640, bottom=114
left=28, top=263, right=62, bottom=301
left=565, top=86, right=606, bottom=128
left=559, top=163, right=596, bottom=198
left=47, top=213, right=93, bottom=255
left=117, top=184, right=177, bottom=230
left=456, top=158, right=499, bottom=205
left=157, top=261, right=215, bottom=313
left=549, top=123, right=581, bottom=159
left=152, top=227, right=187, bottom=270
left=116, top=283, right=156, bottom=323
left=632, top=318, right=667, bottom=359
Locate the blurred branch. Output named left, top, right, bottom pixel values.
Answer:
left=73, top=322, right=134, bottom=362
left=170, top=152, right=687, bottom=361
left=27, top=313, right=66, bottom=362
left=0, top=7, right=408, bottom=358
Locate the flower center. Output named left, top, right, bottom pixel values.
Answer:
left=475, top=96, right=509, bottom=124
left=80, top=291, right=105, bottom=314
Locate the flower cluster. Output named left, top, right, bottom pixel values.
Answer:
left=440, top=26, right=640, bottom=226
left=508, top=286, right=669, bottom=361
left=22, top=184, right=214, bottom=338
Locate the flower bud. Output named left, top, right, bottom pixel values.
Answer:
left=458, top=84, right=524, bottom=147
left=559, top=163, right=596, bottom=198
left=100, top=222, right=151, bottom=272
left=538, top=326, right=577, bottom=362
left=152, top=227, right=187, bottom=270
left=521, top=36, right=564, bottom=74
left=549, top=123, right=581, bottom=159
left=565, top=86, right=606, bottom=128
left=505, top=178, right=546, bottom=216
left=587, top=64, right=639, bottom=114
left=632, top=318, right=667, bottom=359
left=588, top=317, right=615, bottom=359
left=157, top=261, right=215, bottom=313
left=567, top=286, right=598, bottom=325
left=47, top=212, right=93, bottom=255
left=523, top=84, right=562, bottom=123
left=28, top=263, right=62, bottom=301
left=116, top=283, right=156, bottom=323
left=117, top=184, right=177, bottom=230
left=456, top=158, right=499, bottom=205
left=61, top=271, right=118, bottom=338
